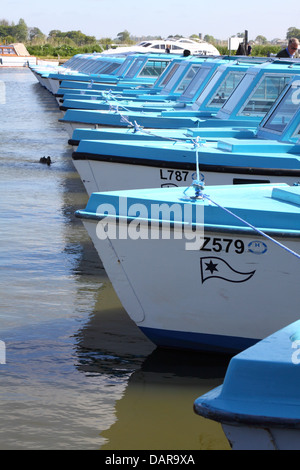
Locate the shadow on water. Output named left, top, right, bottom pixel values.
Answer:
left=73, top=284, right=232, bottom=450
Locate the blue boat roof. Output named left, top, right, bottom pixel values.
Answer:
left=41, top=55, right=125, bottom=79
left=76, top=183, right=300, bottom=235
left=70, top=76, right=300, bottom=172
left=60, top=62, right=300, bottom=129
left=48, top=53, right=174, bottom=83
left=61, top=60, right=251, bottom=114
left=194, top=319, right=300, bottom=424
left=74, top=136, right=300, bottom=171
left=59, top=57, right=211, bottom=105
left=69, top=125, right=257, bottom=144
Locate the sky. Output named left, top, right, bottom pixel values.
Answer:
left=1, top=0, right=299, bottom=42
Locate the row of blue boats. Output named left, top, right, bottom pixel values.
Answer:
left=30, top=51, right=300, bottom=450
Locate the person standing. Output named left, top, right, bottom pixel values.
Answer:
left=236, top=42, right=246, bottom=55
left=277, top=38, right=299, bottom=58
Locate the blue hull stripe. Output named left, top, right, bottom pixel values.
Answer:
left=140, top=326, right=258, bottom=354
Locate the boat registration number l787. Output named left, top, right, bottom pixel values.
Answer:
left=159, top=168, right=190, bottom=182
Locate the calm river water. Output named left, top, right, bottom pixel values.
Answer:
left=0, top=67, right=231, bottom=450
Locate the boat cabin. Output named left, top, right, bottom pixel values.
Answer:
left=0, top=43, right=30, bottom=57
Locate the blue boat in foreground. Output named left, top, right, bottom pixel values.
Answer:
left=194, top=319, right=300, bottom=450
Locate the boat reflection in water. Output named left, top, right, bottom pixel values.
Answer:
left=100, top=347, right=231, bottom=450
left=74, top=279, right=231, bottom=450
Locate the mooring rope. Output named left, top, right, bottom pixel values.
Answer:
left=188, top=182, right=300, bottom=260
left=92, top=91, right=300, bottom=260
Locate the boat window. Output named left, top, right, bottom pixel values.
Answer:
left=100, top=63, right=120, bottom=74
left=171, top=45, right=184, bottom=50
left=262, top=83, right=300, bottom=134
left=206, top=71, right=245, bottom=108
left=238, top=74, right=292, bottom=116
left=174, top=65, right=202, bottom=93
left=138, top=59, right=170, bottom=77
left=115, top=57, right=133, bottom=76
left=233, top=178, right=270, bottom=184
left=125, top=58, right=145, bottom=78
left=178, top=39, right=193, bottom=44
left=160, top=63, right=180, bottom=86
left=219, top=73, right=256, bottom=115
left=291, top=122, right=300, bottom=141
left=0, top=46, right=16, bottom=55
left=80, top=60, right=103, bottom=73
left=181, top=66, right=214, bottom=100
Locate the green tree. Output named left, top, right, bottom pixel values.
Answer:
left=29, top=27, right=46, bottom=42
left=48, top=29, right=62, bottom=38
left=255, top=35, right=268, bottom=45
left=66, top=30, right=96, bottom=45
left=287, top=27, right=300, bottom=40
left=204, top=34, right=216, bottom=44
left=15, top=18, right=28, bottom=42
left=116, top=30, right=131, bottom=43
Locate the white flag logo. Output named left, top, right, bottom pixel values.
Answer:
left=200, top=257, right=255, bottom=283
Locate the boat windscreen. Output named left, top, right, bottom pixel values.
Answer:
left=174, top=65, right=202, bottom=93
left=160, top=63, right=180, bottom=86
left=238, top=74, right=292, bottom=116
left=138, top=59, right=170, bottom=77
left=262, top=83, right=300, bottom=134
left=206, top=71, right=245, bottom=108
left=181, top=66, right=215, bottom=100
left=125, top=58, right=145, bottom=78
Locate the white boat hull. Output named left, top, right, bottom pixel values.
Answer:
left=0, top=56, right=36, bottom=67
left=222, top=424, right=300, bottom=450
left=72, top=157, right=300, bottom=196
left=81, top=217, right=300, bottom=353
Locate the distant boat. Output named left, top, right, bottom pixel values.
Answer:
left=43, top=53, right=174, bottom=96
left=101, top=37, right=220, bottom=57
left=0, top=43, right=36, bottom=67
left=75, top=182, right=300, bottom=354
left=194, top=319, right=300, bottom=450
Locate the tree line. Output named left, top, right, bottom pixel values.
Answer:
left=0, top=18, right=299, bottom=58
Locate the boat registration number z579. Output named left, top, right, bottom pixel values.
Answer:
left=200, top=237, right=245, bottom=254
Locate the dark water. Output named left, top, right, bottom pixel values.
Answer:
left=0, top=68, right=231, bottom=450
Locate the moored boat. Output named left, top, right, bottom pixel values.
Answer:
left=61, top=59, right=299, bottom=138
left=46, top=53, right=174, bottom=95
left=194, top=319, right=300, bottom=450
left=100, top=37, right=220, bottom=57
left=71, top=76, right=300, bottom=195
left=75, top=181, right=300, bottom=354
left=0, top=43, right=36, bottom=67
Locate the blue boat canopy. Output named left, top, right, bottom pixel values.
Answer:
left=194, top=319, right=300, bottom=426
left=75, top=183, right=300, bottom=235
